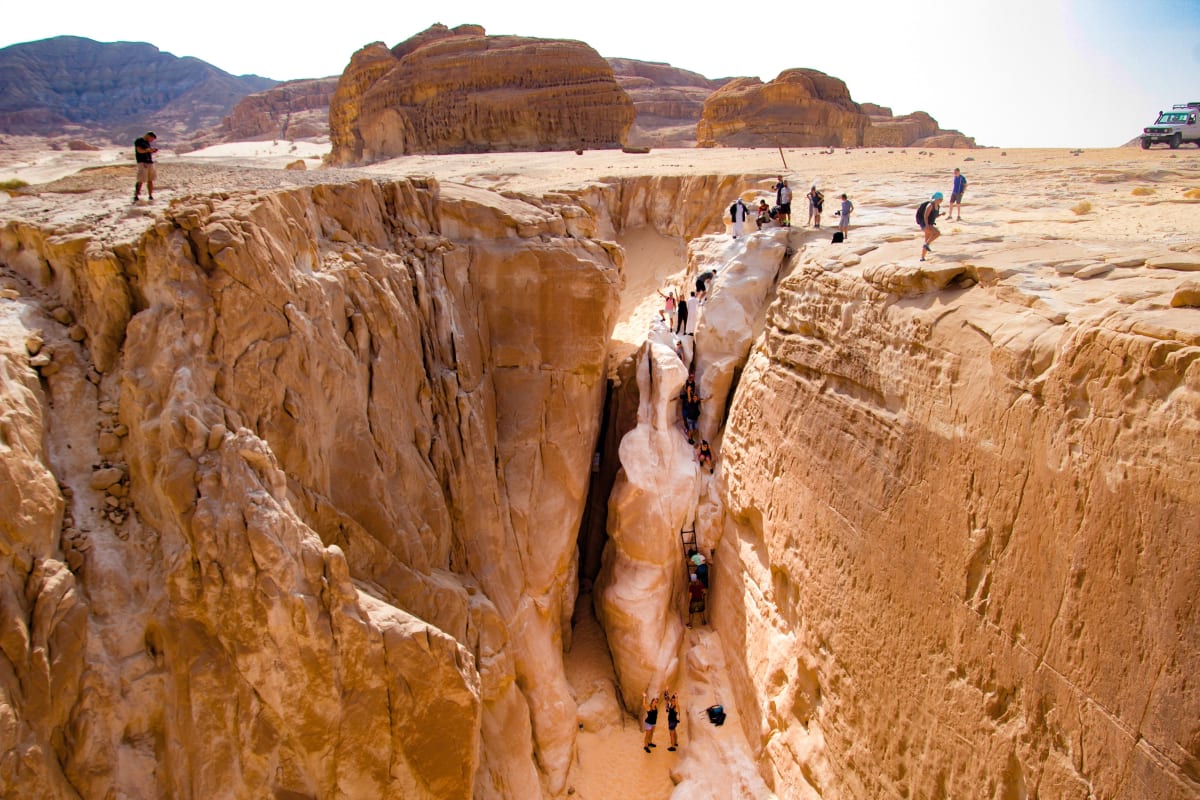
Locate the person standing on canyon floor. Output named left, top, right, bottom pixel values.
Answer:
left=665, top=693, right=681, bottom=751
left=642, top=692, right=660, bottom=753
left=675, top=290, right=689, bottom=335
left=687, top=576, right=707, bottom=627
left=132, top=131, right=157, bottom=203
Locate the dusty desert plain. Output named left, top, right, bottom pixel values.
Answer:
left=1, top=136, right=1198, bottom=800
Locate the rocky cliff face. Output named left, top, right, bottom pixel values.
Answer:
left=609, top=59, right=730, bottom=149
left=0, top=176, right=628, bottom=797
left=0, top=36, right=275, bottom=140
left=697, top=69, right=871, bottom=149
left=329, top=25, right=635, bottom=164
left=861, top=103, right=977, bottom=148
left=697, top=71, right=976, bottom=149
left=219, top=77, right=339, bottom=141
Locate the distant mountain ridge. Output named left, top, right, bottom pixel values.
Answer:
left=0, top=36, right=275, bottom=140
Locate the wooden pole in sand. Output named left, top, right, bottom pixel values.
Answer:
left=777, top=145, right=788, bottom=171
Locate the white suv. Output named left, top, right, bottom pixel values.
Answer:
left=1141, top=103, right=1200, bottom=149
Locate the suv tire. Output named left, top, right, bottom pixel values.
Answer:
left=1170, top=133, right=1182, bottom=149
left=1141, top=138, right=1151, bottom=149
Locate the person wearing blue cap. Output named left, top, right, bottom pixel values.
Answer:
left=915, top=192, right=944, bottom=261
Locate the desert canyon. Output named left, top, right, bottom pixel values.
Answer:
left=1, top=23, right=1199, bottom=800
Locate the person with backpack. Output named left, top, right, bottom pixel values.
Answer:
left=729, top=197, right=749, bottom=238
left=807, top=185, right=824, bottom=228
left=836, top=194, right=854, bottom=241
left=775, top=177, right=793, bottom=226
left=916, top=192, right=944, bottom=261
left=642, top=692, right=660, bottom=753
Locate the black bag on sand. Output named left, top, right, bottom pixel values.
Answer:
left=706, top=704, right=726, bottom=726
left=832, top=231, right=844, bottom=243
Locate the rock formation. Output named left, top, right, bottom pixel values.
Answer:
left=219, top=77, right=339, bottom=141
left=2, top=149, right=1197, bottom=799
left=0, top=36, right=275, bottom=140
left=697, top=69, right=871, bottom=148
left=697, top=71, right=976, bottom=149
left=328, top=25, right=635, bottom=164
left=609, top=59, right=731, bottom=148
left=0, top=176, right=625, bottom=797
left=861, top=103, right=976, bottom=148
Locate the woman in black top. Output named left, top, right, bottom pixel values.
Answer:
left=666, top=693, right=680, bottom=751
left=642, top=692, right=659, bottom=752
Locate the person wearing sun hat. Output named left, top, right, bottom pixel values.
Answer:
left=916, top=191, right=944, bottom=261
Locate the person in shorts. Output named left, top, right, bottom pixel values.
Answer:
left=642, top=692, right=659, bottom=752
left=917, top=192, right=944, bottom=261
left=775, top=177, right=793, bottom=226
left=837, top=194, right=854, bottom=240
left=133, top=132, right=158, bottom=203
left=665, top=693, right=681, bottom=751
left=807, top=185, right=824, bottom=228
left=948, top=168, right=967, bottom=220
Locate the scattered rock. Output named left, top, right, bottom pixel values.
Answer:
left=1074, top=264, right=1114, bottom=279
left=25, top=332, right=44, bottom=355
left=1171, top=280, right=1200, bottom=307
left=1145, top=255, right=1200, bottom=271
left=285, top=159, right=307, bottom=171
left=89, top=466, right=124, bottom=491
left=97, top=432, right=121, bottom=455
left=51, top=306, right=74, bottom=324
left=67, top=324, right=87, bottom=341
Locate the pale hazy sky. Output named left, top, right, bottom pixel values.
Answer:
left=4, top=0, right=1198, bottom=148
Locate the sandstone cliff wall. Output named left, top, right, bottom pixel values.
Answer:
left=220, top=77, right=339, bottom=141
left=698, top=69, right=870, bottom=149
left=329, top=26, right=634, bottom=164
left=0, top=176, right=623, bottom=798
left=709, top=256, right=1200, bottom=798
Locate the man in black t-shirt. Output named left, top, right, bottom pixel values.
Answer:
left=133, top=132, right=158, bottom=203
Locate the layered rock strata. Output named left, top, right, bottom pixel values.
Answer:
left=861, top=103, right=976, bottom=148
left=709, top=242, right=1200, bottom=798
left=219, top=77, right=339, bottom=141
left=329, top=25, right=635, bottom=164
left=0, top=176, right=623, bottom=797
left=697, top=69, right=871, bottom=148
left=0, top=35, right=275, bottom=139
left=609, top=58, right=730, bottom=148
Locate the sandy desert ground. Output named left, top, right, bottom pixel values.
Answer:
left=2, top=135, right=1198, bottom=799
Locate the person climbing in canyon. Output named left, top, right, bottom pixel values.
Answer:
left=695, top=271, right=714, bottom=304
left=948, top=167, right=967, bottom=221
left=642, top=692, right=660, bottom=752
left=674, top=337, right=687, bottom=364
left=697, top=439, right=714, bottom=474
left=836, top=193, right=854, bottom=241
left=133, top=131, right=158, bottom=203
left=687, top=575, right=707, bottom=627
left=774, top=176, right=793, bottom=226
left=681, top=380, right=701, bottom=443
left=807, top=185, right=824, bottom=228
left=665, top=692, right=680, bottom=751
left=917, top=192, right=944, bottom=261
left=729, top=196, right=749, bottom=238
left=756, top=199, right=772, bottom=230
left=657, top=288, right=677, bottom=328
left=690, top=549, right=710, bottom=589
left=684, top=291, right=699, bottom=334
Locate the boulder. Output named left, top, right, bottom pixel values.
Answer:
left=329, top=25, right=635, bottom=163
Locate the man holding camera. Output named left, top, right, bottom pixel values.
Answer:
left=133, top=132, right=158, bottom=203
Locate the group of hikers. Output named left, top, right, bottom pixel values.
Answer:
left=641, top=546, right=712, bottom=754
left=729, top=168, right=968, bottom=255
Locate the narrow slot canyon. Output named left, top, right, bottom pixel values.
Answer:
left=1, top=153, right=1197, bottom=800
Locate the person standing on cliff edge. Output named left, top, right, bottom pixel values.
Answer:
left=948, top=167, right=967, bottom=221
left=133, top=132, right=158, bottom=203
left=729, top=197, right=749, bottom=238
